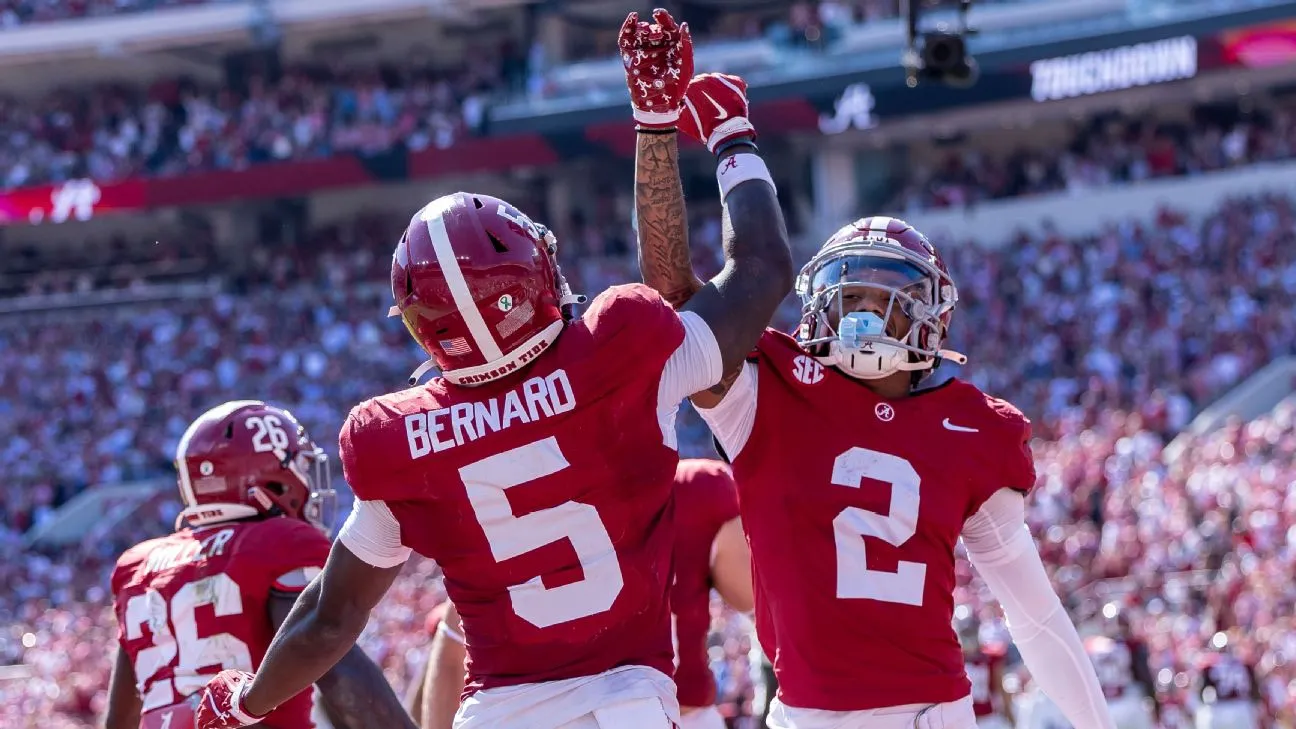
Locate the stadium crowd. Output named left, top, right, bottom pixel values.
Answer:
left=2, top=184, right=1295, bottom=725
left=0, top=0, right=907, bottom=32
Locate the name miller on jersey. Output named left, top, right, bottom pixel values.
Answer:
left=405, top=369, right=576, bottom=458
left=143, top=527, right=234, bottom=574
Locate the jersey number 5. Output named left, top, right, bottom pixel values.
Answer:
left=123, top=573, right=253, bottom=711
left=831, top=447, right=927, bottom=606
left=460, top=436, right=624, bottom=628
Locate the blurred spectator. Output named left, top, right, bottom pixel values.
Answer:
left=3, top=193, right=1296, bottom=727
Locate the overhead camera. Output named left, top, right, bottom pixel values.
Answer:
left=902, top=0, right=979, bottom=89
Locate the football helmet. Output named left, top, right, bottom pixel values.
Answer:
left=174, top=401, right=334, bottom=533
left=391, top=192, right=584, bottom=386
left=796, top=215, right=966, bottom=381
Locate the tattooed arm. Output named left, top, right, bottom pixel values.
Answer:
left=635, top=130, right=705, bottom=309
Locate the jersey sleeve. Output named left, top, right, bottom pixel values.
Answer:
left=337, top=498, right=413, bottom=568
left=700, top=461, right=740, bottom=527
left=338, top=401, right=382, bottom=502
left=251, top=519, right=332, bottom=593
left=658, top=310, right=723, bottom=406
left=676, top=459, right=741, bottom=533
left=694, top=361, right=758, bottom=460
left=109, top=550, right=143, bottom=644
left=988, top=398, right=1036, bottom=494
left=584, top=283, right=689, bottom=376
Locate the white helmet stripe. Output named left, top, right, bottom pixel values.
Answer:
left=867, top=216, right=895, bottom=236
left=420, top=204, right=505, bottom=361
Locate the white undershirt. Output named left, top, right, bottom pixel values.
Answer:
left=695, top=361, right=759, bottom=459
left=338, top=311, right=723, bottom=569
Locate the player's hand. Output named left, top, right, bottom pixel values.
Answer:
left=194, top=670, right=267, bottom=729
left=680, top=72, right=757, bottom=154
left=619, top=8, right=693, bottom=130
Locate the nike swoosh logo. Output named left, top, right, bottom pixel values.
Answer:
left=700, top=91, right=729, bottom=120
left=942, top=418, right=979, bottom=433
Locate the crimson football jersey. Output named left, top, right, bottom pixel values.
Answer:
left=111, top=518, right=330, bottom=729
left=340, top=284, right=708, bottom=696
left=965, top=649, right=1006, bottom=717
left=672, top=458, right=740, bottom=709
left=700, top=329, right=1035, bottom=711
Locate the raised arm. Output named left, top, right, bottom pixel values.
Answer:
left=619, top=11, right=792, bottom=385
left=635, top=129, right=704, bottom=308
left=680, top=132, right=792, bottom=377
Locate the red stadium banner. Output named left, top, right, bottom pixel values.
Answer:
left=1217, top=20, right=1296, bottom=69
left=147, top=157, right=375, bottom=208
left=0, top=178, right=147, bottom=225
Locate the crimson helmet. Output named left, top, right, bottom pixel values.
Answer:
left=174, top=400, right=334, bottom=533
left=391, top=192, right=584, bottom=386
left=796, top=215, right=965, bottom=381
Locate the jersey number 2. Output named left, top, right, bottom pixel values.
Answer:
left=123, top=573, right=253, bottom=710
left=460, top=436, right=624, bottom=628
left=831, top=447, right=927, bottom=606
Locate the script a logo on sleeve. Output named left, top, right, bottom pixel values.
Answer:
left=792, top=355, right=824, bottom=385
left=819, top=83, right=876, bottom=135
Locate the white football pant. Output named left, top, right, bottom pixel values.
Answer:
left=452, top=665, right=679, bottom=729
left=767, top=694, right=977, bottom=729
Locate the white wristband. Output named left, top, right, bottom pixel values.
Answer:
left=437, top=619, right=466, bottom=645
left=717, top=153, right=776, bottom=201
left=633, top=107, right=682, bottom=126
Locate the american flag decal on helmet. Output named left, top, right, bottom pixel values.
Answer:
left=440, top=337, right=472, bottom=356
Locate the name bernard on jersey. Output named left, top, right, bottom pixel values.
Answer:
left=405, top=369, right=576, bottom=458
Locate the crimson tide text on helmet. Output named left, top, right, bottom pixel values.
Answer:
left=391, top=192, right=585, bottom=387
left=796, top=215, right=966, bottom=381
left=175, top=400, right=335, bottom=533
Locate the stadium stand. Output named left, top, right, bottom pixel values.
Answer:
left=5, top=1, right=1296, bottom=728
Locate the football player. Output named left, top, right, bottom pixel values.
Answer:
left=415, top=458, right=754, bottom=729
left=631, top=72, right=1113, bottom=729
left=193, top=10, right=793, bottom=729
left=1090, top=604, right=1161, bottom=729
left=406, top=600, right=452, bottom=725
left=104, top=401, right=412, bottom=729
left=958, top=617, right=1013, bottom=729
left=1191, top=631, right=1263, bottom=729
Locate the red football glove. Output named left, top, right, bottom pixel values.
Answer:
left=680, top=72, right=756, bottom=154
left=194, top=670, right=267, bottom=729
left=619, top=8, right=693, bottom=130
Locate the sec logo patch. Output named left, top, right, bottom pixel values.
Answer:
left=792, top=355, right=824, bottom=385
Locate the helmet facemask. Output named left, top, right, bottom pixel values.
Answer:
left=797, top=241, right=963, bottom=381
left=290, top=444, right=336, bottom=536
